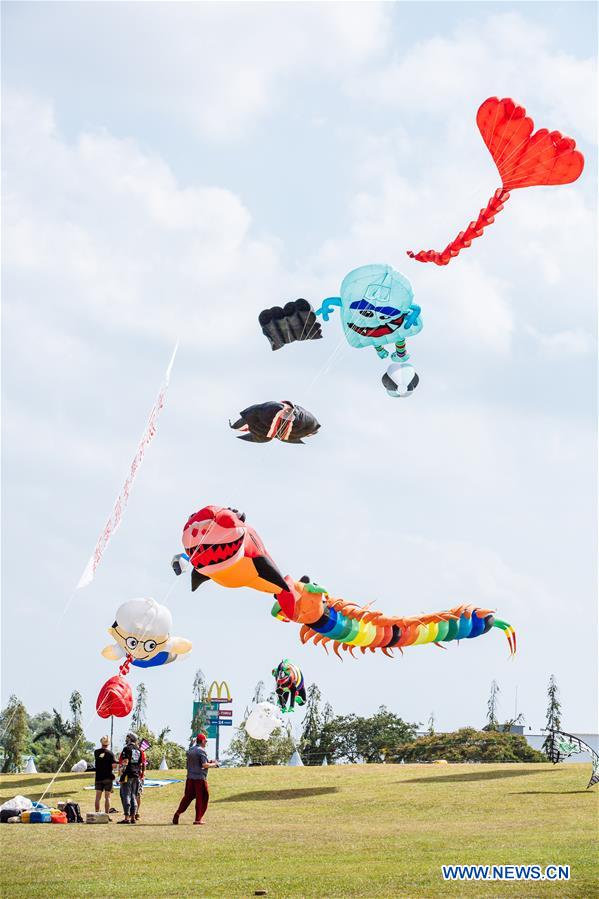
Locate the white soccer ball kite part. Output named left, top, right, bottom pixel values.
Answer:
left=382, top=363, right=419, bottom=398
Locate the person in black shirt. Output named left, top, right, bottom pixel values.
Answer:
left=118, top=733, right=144, bottom=824
left=94, top=736, right=116, bottom=817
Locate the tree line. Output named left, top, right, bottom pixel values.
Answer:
left=0, top=683, right=188, bottom=773
left=1, top=671, right=564, bottom=772
left=225, top=674, right=562, bottom=766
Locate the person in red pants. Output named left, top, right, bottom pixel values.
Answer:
left=172, top=733, right=218, bottom=825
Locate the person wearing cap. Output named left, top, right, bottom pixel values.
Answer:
left=172, top=733, right=218, bottom=825
left=118, top=733, right=144, bottom=824
left=117, top=732, right=148, bottom=822
left=94, top=736, right=116, bottom=818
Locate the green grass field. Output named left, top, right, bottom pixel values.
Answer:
left=1, top=763, right=597, bottom=897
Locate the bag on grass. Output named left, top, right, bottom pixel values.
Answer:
left=1, top=809, right=20, bottom=823
left=64, top=801, right=84, bottom=823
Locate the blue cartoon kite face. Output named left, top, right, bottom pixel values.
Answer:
left=339, top=264, right=422, bottom=348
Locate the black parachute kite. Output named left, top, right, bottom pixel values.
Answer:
left=259, top=300, right=322, bottom=351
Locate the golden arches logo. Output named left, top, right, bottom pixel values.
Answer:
left=208, top=680, right=232, bottom=702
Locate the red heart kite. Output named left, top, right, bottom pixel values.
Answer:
left=96, top=675, right=133, bottom=719
left=407, top=97, right=585, bottom=266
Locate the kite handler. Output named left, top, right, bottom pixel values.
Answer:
left=172, top=733, right=218, bottom=825
left=118, top=733, right=144, bottom=824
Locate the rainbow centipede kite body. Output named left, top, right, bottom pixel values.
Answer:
left=172, top=506, right=516, bottom=660
left=272, top=577, right=515, bottom=658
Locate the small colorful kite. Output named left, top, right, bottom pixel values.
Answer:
left=272, top=660, right=306, bottom=713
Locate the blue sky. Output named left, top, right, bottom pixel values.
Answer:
left=2, top=1, right=597, bottom=753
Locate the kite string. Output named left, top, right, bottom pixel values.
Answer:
left=36, top=731, right=87, bottom=806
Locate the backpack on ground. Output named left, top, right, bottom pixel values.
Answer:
left=0, top=809, right=20, bottom=823
left=64, top=801, right=83, bottom=823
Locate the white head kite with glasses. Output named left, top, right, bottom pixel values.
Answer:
left=102, top=598, right=192, bottom=669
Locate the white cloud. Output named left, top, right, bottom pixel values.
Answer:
left=352, top=12, right=596, bottom=144
left=525, top=325, right=592, bottom=356
left=401, top=534, right=557, bottom=615
left=4, top=3, right=391, bottom=141
left=2, top=91, right=284, bottom=346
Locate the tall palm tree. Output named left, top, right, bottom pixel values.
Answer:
left=33, top=709, right=72, bottom=750
left=157, top=726, right=171, bottom=744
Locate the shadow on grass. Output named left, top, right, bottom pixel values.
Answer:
left=0, top=774, right=86, bottom=790
left=0, top=789, right=83, bottom=804
left=133, top=823, right=201, bottom=827
left=216, top=787, right=339, bottom=803
left=0, top=774, right=91, bottom=805
left=401, top=768, right=557, bottom=785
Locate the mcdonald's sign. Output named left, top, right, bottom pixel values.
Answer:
left=208, top=680, right=232, bottom=703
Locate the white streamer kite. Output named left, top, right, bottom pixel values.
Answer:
left=77, top=344, right=178, bottom=589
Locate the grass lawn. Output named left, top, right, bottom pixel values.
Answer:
left=1, top=763, right=597, bottom=897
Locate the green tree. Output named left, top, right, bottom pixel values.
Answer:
left=226, top=721, right=295, bottom=767
left=69, top=691, right=83, bottom=725
left=136, top=723, right=187, bottom=769
left=323, top=707, right=419, bottom=764
left=542, top=674, right=562, bottom=755
left=252, top=680, right=266, bottom=704
left=68, top=690, right=85, bottom=747
left=32, top=709, right=72, bottom=751
left=1, top=696, right=29, bottom=773
left=500, top=712, right=525, bottom=733
left=191, top=669, right=208, bottom=741
left=392, top=727, right=545, bottom=763
left=356, top=707, right=419, bottom=762
left=319, top=702, right=336, bottom=764
left=299, top=684, right=324, bottom=765
left=27, top=710, right=53, bottom=735
left=31, top=708, right=89, bottom=772
left=131, top=683, right=148, bottom=732
left=485, top=680, right=500, bottom=731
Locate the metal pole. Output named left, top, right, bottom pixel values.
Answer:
left=215, top=720, right=220, bottom=762
left=110, top=715, right=114, bottom=747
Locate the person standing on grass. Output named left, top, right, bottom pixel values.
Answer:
left=118, top=733, right=144, bottom=824
left=94, top=735, right=116, bottom=818
left=134, top=740, right=148, bottom=821
left=172, top=733, right=218, bottom=825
